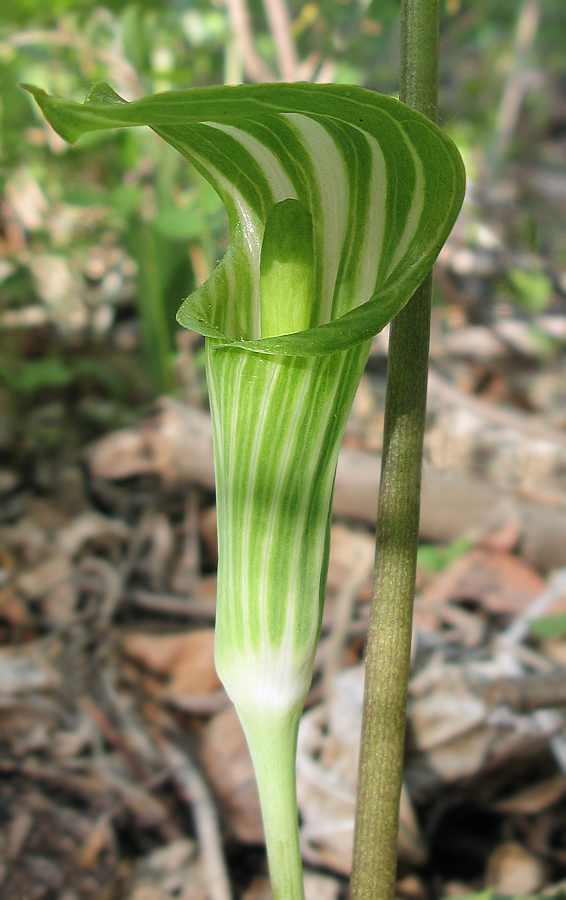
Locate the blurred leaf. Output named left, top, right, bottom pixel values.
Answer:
left=154, top=205, right=205, bottom=241
left=0, top=357, right=74, bottom=393
left=71, top=357, right=129, bottom=398
left=530, top=613, right=566, bottom=640
left=181, top=9, right=228, bottom=46
left=508, top=267, right=553, bottom=313
left=0, top=355, right=129, bottom=398
left=109, top=183, right=144, bottom=217
left=417, top=536, right=473, bottom=573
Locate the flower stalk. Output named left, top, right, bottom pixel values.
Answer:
left=24, top=80, right=464, bottom=900
left=351, top=2, right=444, bottom=898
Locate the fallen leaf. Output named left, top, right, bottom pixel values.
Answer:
left=243, top=871, right=341, bottom=900
left=492, top=774, right=566, bottom=815
left=486, top=842, right=545, bottom=894
left=327, top=525, right=374, bottom=596
left=56, top=511, right=130, bottom=558
left=121, top=630, right=220, bottom=697
left=420, top=548, right=545, bottom=615
left=128, top=838, right=205, bottom=900
left=0, top=585, right=31, bottom=628
left=17, top=555, right=73, bottom=601
left=410, top=665, right=487, bottom=751
left=200, top=705, right=263, bottom=844
left=297, top=665, right=426, bottom=873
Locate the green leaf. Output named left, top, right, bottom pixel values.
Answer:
left=22, top=81, right=465, bottom=355
left=417, top=536, right=473, bottom=573
left=0, top=357, right=73, bottom=393
left=508, top=266, right=553, bottom=313
left=530, top=613, right=566, bottom=640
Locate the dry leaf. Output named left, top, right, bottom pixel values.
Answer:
left=200, top=705, right=263, bottom=844
left=0, top=585, right=31, bottom=627
left=0, top=644, right=60, bottom=696
left=297, top=665, right=426, bottom=873
left=121, top=630, right=220, bottom=697
left=74, top=815, right=115, bottom=869
left=423, top=725, right=494, bottom=783
left=395, top=874, right=427, bottom=900
left=420, top=548, right=545, bottom=615
left=243, top=871, right=341, bottom=900
left=486, top=842, right=545, bottom=894
left=492, top=774, right=566, bottom=815
left=409, top=664, right=487, bottom=751
left=56, top=511, right=130, bottom=558
left=327, top=525, right=374, bottom=596
left=17, top=555, right=73, bottom=600
left=127, top=839, right=205, bottom=900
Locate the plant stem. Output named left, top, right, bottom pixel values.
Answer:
left=241, top=714, right=305, bottom=900
left=350, top=2, right=439, bottom=899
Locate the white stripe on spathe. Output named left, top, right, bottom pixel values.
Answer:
left=284, top=113, right=349, bottom=328
left=385, top=129, right=425, bottom=279
left=205, top=122, right=297, bottom=204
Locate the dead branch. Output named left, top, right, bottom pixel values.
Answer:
left=85, top=398, right=566, bottom=573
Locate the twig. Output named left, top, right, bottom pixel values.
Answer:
left=126, top=589, right=215, bottom=619
left=262, top=0, right=299, bottom=80
left=78, top=556, right=123, bottom=624
left=322, top=546, right=374, bottom=711
left=482, top=671, right=566, bottom=714
left=158, top=738, right=233, bottom=900
left=490, top=0, right=541, bottom=172
left=164, top=690, right=231, bottom=716
left=79, top=696, right=149, bottom=783
left=500, top=568, right=566, bottom=647
left=0, top=29, right=143, bottom=98
left=496, top=569, right=566, bottom=779
left=428, top=368, right=566, bottom=452
left=225, top=0, right=275, bottom=83
left=173, top=491, right=202, bottom=595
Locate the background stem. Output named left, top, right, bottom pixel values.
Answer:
left=350, top=2, right=439, bottom=898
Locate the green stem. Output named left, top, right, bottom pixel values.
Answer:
left=350, top=2, right=439, bottom=899
left=241, top=714, right=305, bottom=900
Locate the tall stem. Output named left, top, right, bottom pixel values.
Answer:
left=350, top=2, right=439, bottom=899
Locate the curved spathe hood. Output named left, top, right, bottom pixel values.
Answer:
left=23, top=81, right=465, bottom=356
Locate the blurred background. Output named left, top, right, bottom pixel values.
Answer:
left=2, top=2, right=566, bottom=899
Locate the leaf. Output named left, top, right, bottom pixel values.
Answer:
left=530, top=613, right=566, bottom=640
left=508, top=266, right=553, bottom=313
left=417, top=536, right=473, bottom=573
left=22, top=81, right=465, bottom=356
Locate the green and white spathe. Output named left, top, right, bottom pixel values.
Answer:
left=25, top=81, right=465, bottom=900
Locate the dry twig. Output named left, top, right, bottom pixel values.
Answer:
left=225, top=0, right=275, bottom=83
left=262, top=0, right=299, bottom=80
left=159, top=737, right=233, bottom=900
